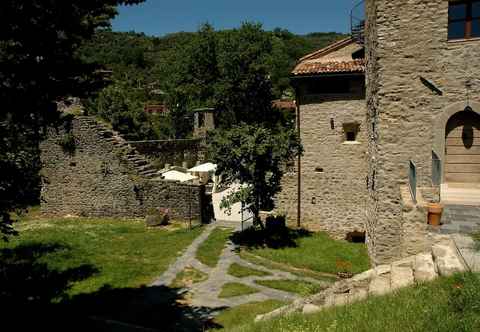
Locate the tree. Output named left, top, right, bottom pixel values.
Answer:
left=208, top=125, right=302, bottom=227
left=0, top=0, right=145, bottom=239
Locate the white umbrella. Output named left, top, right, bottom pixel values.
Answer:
left=161, top=170, right=198, bottom=182
left=187, top=162, right=217, bottom=173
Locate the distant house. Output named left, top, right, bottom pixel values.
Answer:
left=144, top=104, right=169, bottom=115
left=277, top=37, right=367, bottom=242
left=272, top=99, right=296, bottom=111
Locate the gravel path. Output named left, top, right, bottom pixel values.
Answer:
left=151, top=221, right=332, bottom=309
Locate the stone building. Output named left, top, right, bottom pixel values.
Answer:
left=279, top=0, right=480, bottom=265
left=40, top=116, right=205, bottom=222
left=364, top=0, right=480, bottom=264
left=277, top=38, right=368, bottom=240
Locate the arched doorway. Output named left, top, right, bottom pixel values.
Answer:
left=445, top=110, right=480, bottom=183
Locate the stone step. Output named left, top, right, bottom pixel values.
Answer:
left=132, top=159, right=148, bottom=166
left=137, top=165, right=156, bottom=172
left=98, top=131, right=113, bottom=138
left=141, top=172, right=157, bottom=178
left=391, top=266, right=414, bottom=290
left=431, top=242, right=467, bottom=276
left=368, top=265, right=391, bottom=296
left=414, top=253, right=438, bottom=282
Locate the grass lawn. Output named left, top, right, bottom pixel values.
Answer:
left=239, top=251, right=338, bottom=282
left=227, top=263, right=271, bottom=278
left=1, top=217, right=202, bottom=296
left=230, top=273, right=480, bottom=332
left=196, top=227, right=232, bottom=267
left=218, top=282, right=259, bottom=298
left=240, top=231, right=370, bottom=276
left=210, top=300, right=287, bottom=331
left=170, top=266, right=208, bottom=288
left=255, top=279, right=325, bottom=296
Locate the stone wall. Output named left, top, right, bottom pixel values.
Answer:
left=365, top=0, right=480, bottom=264
left=128, top=139, right=205, bottom=170
left=40, top=116, right=205, bottom=221
left=277, top=77, right=368, bottom=240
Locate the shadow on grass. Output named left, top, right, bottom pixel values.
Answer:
left=230, top=226, right=313, bottom=249
left=0, top=242, right=223, bottom=331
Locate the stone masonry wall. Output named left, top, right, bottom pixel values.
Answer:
left=40, top=116, right=204, bottom=221
left=277, top=80, right=368, bottom=240
left=128, top=139, right=205, bottom=170
left=365, top=0, right=480, bottom=264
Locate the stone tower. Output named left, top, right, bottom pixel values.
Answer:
left=365, top=0, right=480, bottom=264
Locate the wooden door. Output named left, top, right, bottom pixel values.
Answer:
left=445, top=111, right=480, bottom=183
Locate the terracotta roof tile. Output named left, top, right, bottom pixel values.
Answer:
left=272, top=99, right=296, bottom=110
left=292, top=37, right=365, bottom=76
left=292, top=59, right=365, bottom=76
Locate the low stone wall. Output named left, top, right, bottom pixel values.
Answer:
left=40, top=116, right=205, bottom=221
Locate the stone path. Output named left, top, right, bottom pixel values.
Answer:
left=451, top=233, right=480, bottom=272
left=256, top=233, right=477, bottom=322
left=151, top=221, right=332, bottom=311
left=441, top=205, right=480, bottom=234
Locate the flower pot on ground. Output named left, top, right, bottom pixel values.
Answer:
left=427, top=203, right=443, bottom=226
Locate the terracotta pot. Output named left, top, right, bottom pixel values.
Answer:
left=427, top=203, right=443, bottom=226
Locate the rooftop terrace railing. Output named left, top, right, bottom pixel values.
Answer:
left=351, top=0, right=365, bottom=45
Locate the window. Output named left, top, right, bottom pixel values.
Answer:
left=343, top=123, right=360, bottom=142
left=305, top=77, right=350, bottom=95
left=448, top=1, right=480, bottom=40
left=346, top=131, right=356, bottom=141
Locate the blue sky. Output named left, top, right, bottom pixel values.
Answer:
left=112, top=0, right=359, bottom=36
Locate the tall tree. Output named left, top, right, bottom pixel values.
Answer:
left=0, top=0, right=145, bottom=238
left=208, top=125, right=302, bottom=227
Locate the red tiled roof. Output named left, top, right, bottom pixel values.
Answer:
left=299, top=38, right=356, bottom=62
left=292, top=37, right=365, bottom=76
left=292, top=59, right=365, bottom=76
left=144, top=104, right=169, bottom=114
left=272, top=99, right=296, bottom=110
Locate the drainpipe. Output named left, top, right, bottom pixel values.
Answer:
left=295, top=87, right=302, bottom=228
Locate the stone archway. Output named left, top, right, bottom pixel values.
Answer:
left=433, top=101, right=480, bottom=184
left=444, top=110, right=480, bottom=183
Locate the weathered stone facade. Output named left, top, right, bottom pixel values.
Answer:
left=40, top=116, right=205, bottom=221
left=365, top=0, right=480, bottom=264
left=277, top=39, right=368, bottom=240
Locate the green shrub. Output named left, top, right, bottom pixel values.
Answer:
left=58, top=133, right=76, bottom=155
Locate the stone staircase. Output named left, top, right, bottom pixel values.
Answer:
left=441, top=183, right=480, bottom=206
left=78, top=116, right=160, bottom=179
left=440, top=205, right=480, bottom=234
left=255, top=235, right=469, bottom=322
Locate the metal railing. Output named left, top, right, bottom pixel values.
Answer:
left=409, top=160, right=417, bottom=203
left=351, top=0, right=365, bottom=45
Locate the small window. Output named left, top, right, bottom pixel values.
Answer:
left=449, top=1, right=480, bottom=40
left=346, top=131, right=356, bottom=141
left=343, top=123, right=360, bottom=142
